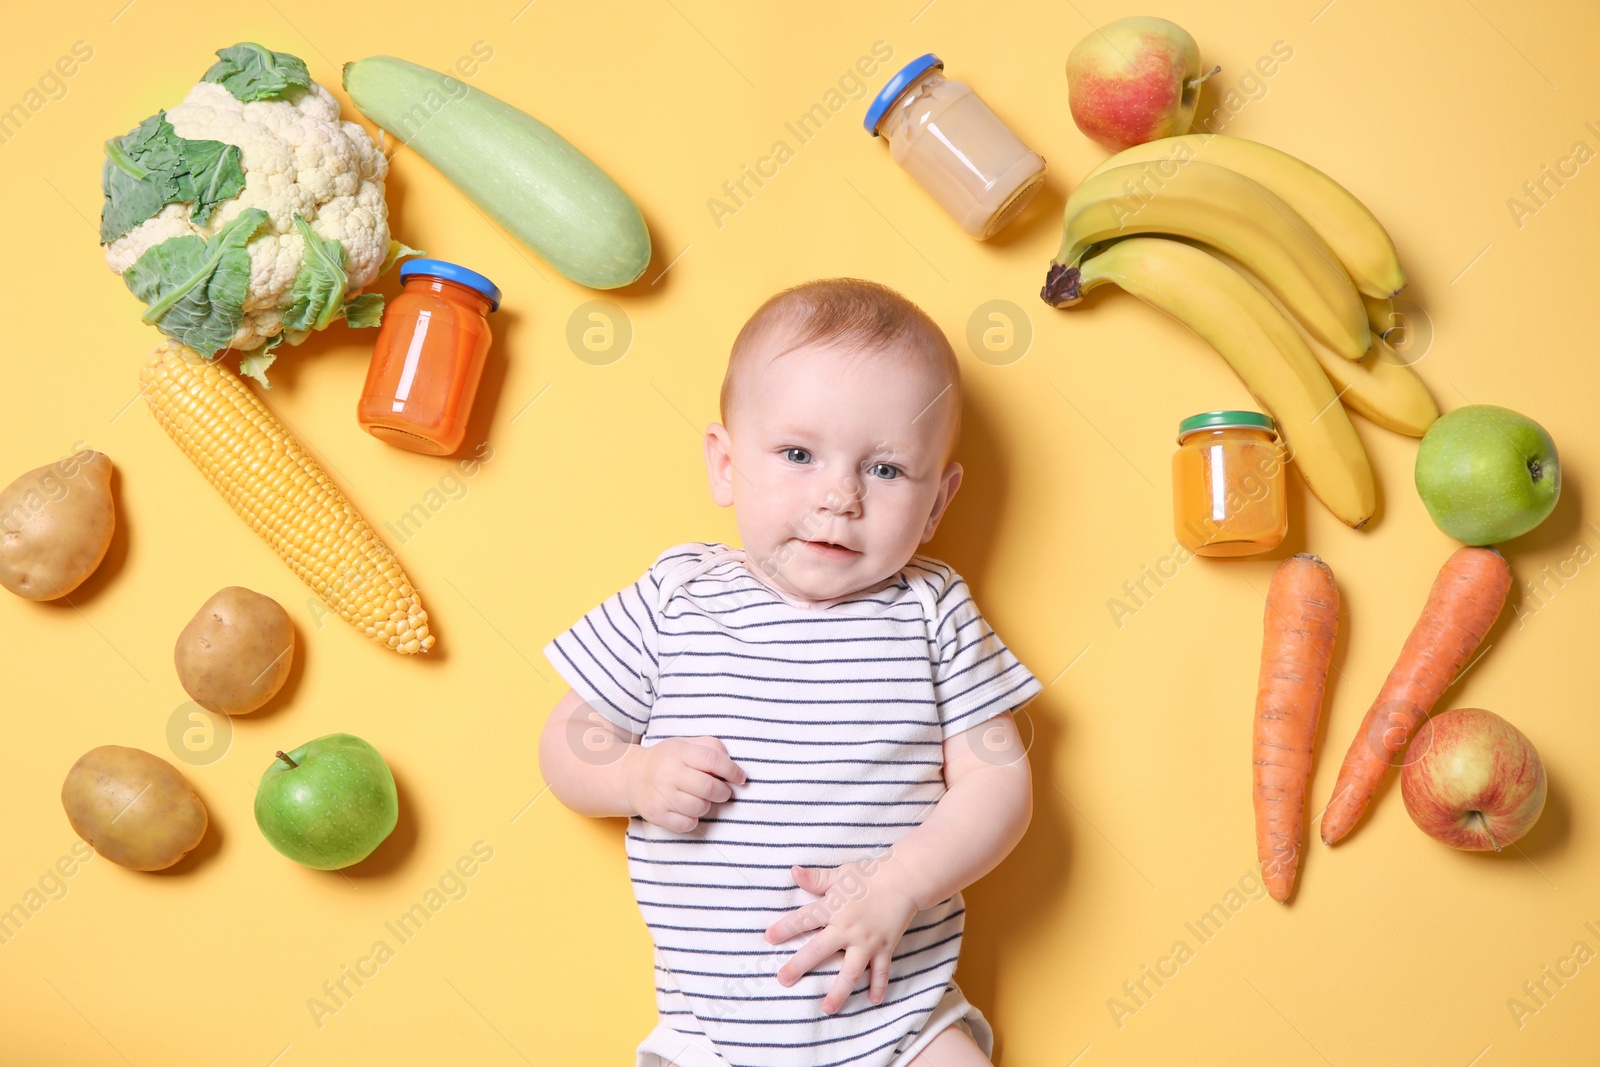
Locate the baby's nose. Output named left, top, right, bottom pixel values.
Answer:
left=816, top=475, right=864, bottom=516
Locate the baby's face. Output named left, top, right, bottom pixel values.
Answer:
left=705, top=341, right=963, bottom=604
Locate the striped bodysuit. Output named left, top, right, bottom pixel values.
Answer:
left=545, top=542, right=1042, bottom=1067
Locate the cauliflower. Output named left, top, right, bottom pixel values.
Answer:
left=100, top=44, right=414, bottom=385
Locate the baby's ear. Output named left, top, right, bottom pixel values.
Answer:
left=704, top=423, right=736, bottom=507
left=921, top=462, right=964, bottom=541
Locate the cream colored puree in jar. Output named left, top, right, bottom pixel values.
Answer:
left=872, top=57, right=1046, bottom=239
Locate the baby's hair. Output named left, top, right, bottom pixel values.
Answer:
left=720, top=278, right=962, bottom=451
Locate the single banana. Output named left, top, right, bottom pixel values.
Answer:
left=1361, top=293, right=1397, bottom=339
left=1044, top=161, right=1372, bottom=361
left=1209, top=246, right=1439, bottom=436
left=1055, top=236, right=1376, bottom=527
left=1080, top=133, right=1406, bottom=299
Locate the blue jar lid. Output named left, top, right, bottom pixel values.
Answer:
left=400, top=258, right=501, bottom=311
left=863, top=53, right=943, bottom=136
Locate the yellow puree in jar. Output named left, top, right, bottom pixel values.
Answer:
left=1172, top=424, right=1287, bottom=557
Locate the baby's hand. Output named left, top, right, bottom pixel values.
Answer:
left=623, top=736, right=745, bottom=833
left=766, top=861, right=920, bottom=1014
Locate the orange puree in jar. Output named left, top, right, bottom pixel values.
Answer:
left=1172, top=410, right=1287, bottom=558
left=357, top=259, right=500, bottom=456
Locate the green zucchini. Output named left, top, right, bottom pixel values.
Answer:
left=343, top=56, right=650, bottom=289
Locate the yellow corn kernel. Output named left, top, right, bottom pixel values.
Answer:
left=140, top=341, right=436, bottom=655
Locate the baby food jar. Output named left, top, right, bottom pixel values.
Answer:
left=357, top=258, right=500, bottom=456
left=863, top=54, right=1046, bottom=240
left=1172, top=411, right=1288, bottom=558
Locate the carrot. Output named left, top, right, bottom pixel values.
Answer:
left=1254, top=553, right=1339, bottom=903
left=1319, top=546, right=1511, bottom=845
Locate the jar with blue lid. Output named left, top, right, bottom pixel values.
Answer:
left=358, top=258, right=501, bottom=456
left=864, top=54, right=1046, bottom=239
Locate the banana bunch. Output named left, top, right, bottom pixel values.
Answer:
left=1040, top=133, right=1438, bottom=528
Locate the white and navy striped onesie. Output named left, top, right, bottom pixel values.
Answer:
left=544, top=542, right=1042, bottom=1067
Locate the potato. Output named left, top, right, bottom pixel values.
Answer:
left=0, top=450, right=115, bottom=601
left=175, top=587, right=294, bottom=715
left=61, top=746, right=208, bottom=871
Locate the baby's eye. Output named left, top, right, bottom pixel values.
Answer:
left=867, top=462, right=902, bottom=480
left=782, top=447, right=813, bottom=465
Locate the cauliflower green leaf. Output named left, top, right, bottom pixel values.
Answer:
left=124, top=207, right=269, bottom=356
left=99, top=111, right=244, bottom=242
left=342, top=293, right=385, bottom=328
left=238, top=334, right=284, bottom=389
left=380, top=239, right=425, bottom=275
left=281, top=216, right=389, bottom=340
left=100, top=114, right=178, bottom=242
left=203, top=44, right=312, bottom=103
left=179, top=138, right=246, bottom=225
left=283, top=214, right=350, bottom=333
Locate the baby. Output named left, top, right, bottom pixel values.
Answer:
left=539, top=278, right=1042, bottom=1067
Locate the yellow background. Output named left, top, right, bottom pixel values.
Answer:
left=2, top=0, right=1597, bottom=1063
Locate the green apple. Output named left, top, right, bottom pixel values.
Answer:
left=254, top=733, right=398, bottom=870
left=1415, top=404, right=1560, bottom=545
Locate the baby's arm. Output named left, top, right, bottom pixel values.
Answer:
left=538, top=687, right=746, bottom=831
left=874, top=709, right=1033, bottom=909
left=538, top=688, right=635, bottom=817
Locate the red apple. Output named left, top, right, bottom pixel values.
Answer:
left=1066, top=17, right=1220, bottom=152
left=1401, top=708, right=1546, bottom=851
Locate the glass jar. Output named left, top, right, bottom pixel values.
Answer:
left=1172, top=411, right=1288, bottom=558
left=864, top=54, right=1046, bottom=240
left=357, top=259, right=500, bottom=456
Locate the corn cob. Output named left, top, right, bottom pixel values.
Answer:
left=140, top=341, right=436, bottom=654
